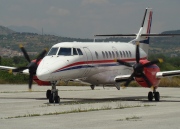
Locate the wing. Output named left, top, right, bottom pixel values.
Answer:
left=0, top=65, right=29, bottom=74
left=115, top=70, right=180, bottom=82
left=156, top=70, right=180, bottom=78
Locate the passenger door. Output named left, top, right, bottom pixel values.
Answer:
left=82, top=47, right=93, bottom=77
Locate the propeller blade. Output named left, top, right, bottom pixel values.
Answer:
left=116, top=59, right=132, bottom=67
left=19, top=44, right=31, bottom=63
left=123, top=72, right=135, bottom=87
left=35, top=49, right=47, bottom=64
left=142, top=59, right=163, bottom=67
left=136, top=42, right=140, bottom=63
left=29, top=73, right=33, bottom=90
left=12, top=67, right=28, bottom=72
left=141, top=72, right=152, bottom=87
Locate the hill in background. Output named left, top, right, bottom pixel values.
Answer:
left=0, top=25, right=179, bottom=57
left=0, top=26, right=15, bottom=35
left=8, top=25, right=41, bottom=34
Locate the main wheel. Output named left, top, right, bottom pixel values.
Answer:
left=46, top=90, right=51, bottom=99
left=55, top=96, right=60, bottom=103
left=90, top=85, right=95, bottom=90
left=154, top=92, right=160, bottom=101
left=148, top=91, right=153, bottom=101
left=49, top=94, right=54, bottom=103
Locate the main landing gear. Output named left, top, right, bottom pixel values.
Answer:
left=46, top=81, right=60, bottom=103
left=90, top=85, right=95, bottom=90
left=148, top=87, right=160, bottom=101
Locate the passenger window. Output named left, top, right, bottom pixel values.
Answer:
left=119, top=51, right=122, bottom=58
left=116, top=51, right=119, bottom=58
left=102, top=51, right=105, bottom=58
left=47, top=47, right=59, bottom=56
left=129, top=51, right=132, bottom=57
left=105, top=51, right=108, bottom=58
left=108, top=51, right=112, bottom=58
left=77, top=48, right=83, bottom=55
left=73, top=48, right=78, bottom=55
left=58, top=48, right=71, bottom=56
left=123, top=51, right=126, bottom=58
left=95, top=51, right=98, bottom=59
left=126, top=51, right=129, bottom=58
left=112, top=51, right=115, bottom=58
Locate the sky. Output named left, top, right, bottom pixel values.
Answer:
left=0, top=0, right=180, bottom=38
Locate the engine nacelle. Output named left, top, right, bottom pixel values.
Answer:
left=135, top=60, right=160, bottom=87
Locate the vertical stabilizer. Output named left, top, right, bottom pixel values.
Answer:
left=131, top=8, right=153, bottom=55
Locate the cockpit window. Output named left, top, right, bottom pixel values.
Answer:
left=47, top=47, right=59, bottom=56
left=58, top=48, right=72, bottom=56
left=73, top=48, right=78, bottom=55
left=77, top=48, right=83, bottom=55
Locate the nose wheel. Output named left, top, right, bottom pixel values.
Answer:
left=46, top=89, right=51, bottom=99
left=47, top=81, right=60, bottom=104
left=49, top=91, right=60, bottom=103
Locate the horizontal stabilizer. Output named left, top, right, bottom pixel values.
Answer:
left=94, top=33, right=180, bottom=37
left=94, top=34, right=136, bottom=37
left=141, top=34, right=180, bottom=37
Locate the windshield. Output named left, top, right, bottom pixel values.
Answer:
left=58, top=48, right=72, bottom=56
left=73, top=48, right=78, bottom=55
left=47, top=47, right=59, bottom=56
left=77, top=48, right=83, bottom=55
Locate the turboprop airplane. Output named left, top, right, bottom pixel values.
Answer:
left=0, top=8, right=180, bottom=103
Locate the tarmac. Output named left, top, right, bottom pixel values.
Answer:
left=0, top=84, right=180, bottom=129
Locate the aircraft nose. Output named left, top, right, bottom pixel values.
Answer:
left=37, top=68, right=50, bottom=81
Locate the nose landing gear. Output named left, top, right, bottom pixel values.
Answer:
left=46, top=81, right=60, bottom=103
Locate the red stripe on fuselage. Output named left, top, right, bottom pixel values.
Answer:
left=55, top=57, right=147, bottom=72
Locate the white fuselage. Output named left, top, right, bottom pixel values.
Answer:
left=36, top=42, right=147, bottom=85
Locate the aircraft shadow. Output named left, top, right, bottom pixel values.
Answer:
left=1, top=96, right=180, bottom=104
left=58, top=96, right=180, bottom=104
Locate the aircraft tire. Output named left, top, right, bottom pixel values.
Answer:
left=49, top=94, right=54, bottom=103
left=90, top=85, right=95, bottom=90
left=46, top=90, right=51, bottom=99
left=55, top=96, right=60, bottom=103
left=154, top=92, right=160, bottom=101
left=148, top=91, right=153, bottom=101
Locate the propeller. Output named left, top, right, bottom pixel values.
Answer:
left=12, top=45, right=48, bottom=90
left=116, top=42, right=163, bottom=88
